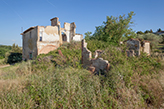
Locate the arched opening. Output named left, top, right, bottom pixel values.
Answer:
left=62, top=32, right=67, bottom=42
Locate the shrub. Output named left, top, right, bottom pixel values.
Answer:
left=136, top=33, right=163, bottom=49
left=7, top=53, right=22, bottom=64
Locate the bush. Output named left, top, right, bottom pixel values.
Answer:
left=7, top=53, right=22, bottom=64
left=136, top=33, right=163, bottom=49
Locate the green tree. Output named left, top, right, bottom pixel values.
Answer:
left=86, top=11, right=136, bottom=45
left=84, top=31, right=92, bottom=41
left=0, top=45, right=12, bottom=59
left=11, top=43, right=22, bottom=53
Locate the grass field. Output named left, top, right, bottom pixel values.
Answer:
left=0, top=42, right=163, bottom=108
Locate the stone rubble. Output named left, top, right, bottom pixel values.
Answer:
left=81, top=39, right=110, bottom=74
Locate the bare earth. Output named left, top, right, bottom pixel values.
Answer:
left=0, top=65, right=10, bottom=68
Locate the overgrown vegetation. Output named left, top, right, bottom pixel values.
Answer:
left=0, top=12, right=164, bottom=108
left=136, top=33, right=163, bottom=50
left=0, top=43, right=22, bottom=65
left=0, top=41, right=163, bottom=108
left=0, top=45, right=11, bottom=59
left=85, top=11, right=136, bottom=45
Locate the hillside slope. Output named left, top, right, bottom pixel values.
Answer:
left=0, top=41, right=163, bottom=108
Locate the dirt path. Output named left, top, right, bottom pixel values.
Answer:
left=0, top=65, right=10, bottom=69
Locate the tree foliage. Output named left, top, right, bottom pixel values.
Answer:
left=144, top=30, right=153, bottom=34
left=4, top=43, right=22, bottom=64
left=85, top=11, right=136, bottom=45
left=136, top=33, right=163, bottom=49
left=157, top=28, right=162, bottom=32
left=84, top=31, right=92, bottom=41
left=11, top=43, right=22, bottom=53
left=136, top=31, right=144, bottom=35
left=0, top=45, right=12, bottom=59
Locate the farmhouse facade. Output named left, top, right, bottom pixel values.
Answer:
left=21, top=17, right=83, bottom=60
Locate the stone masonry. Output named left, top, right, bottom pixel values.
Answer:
left=22, top=17, right=83, bottom=60
left=81, top=39, right=110, bottom=73
left=81, top=39, right=92, bottom=68
left=125, top=38, right=151, bottom=57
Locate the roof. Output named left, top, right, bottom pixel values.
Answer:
left=50, top=17, right=59, bottom=21
left=21, top=26, right=36, bottom=35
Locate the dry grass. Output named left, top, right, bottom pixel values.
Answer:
left=0, top=42, right=163, bottom=108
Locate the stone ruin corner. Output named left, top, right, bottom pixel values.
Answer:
left=81, top=39, right=110, bottom=74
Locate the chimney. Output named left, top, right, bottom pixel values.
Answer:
left=50, top=17, right=60, bottom=26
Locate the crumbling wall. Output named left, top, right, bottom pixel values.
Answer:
left=125, top=39, right=151, bottom=57
left=81, top=39, right=110, bottom=73
left=81, top=39, right=92, bottom=68
left=37, top=26, right=60, bottom=55
left=91, top=58, right=110, bottom=73
left=73, top=34, right=83, bottom=41
left=39, top=26, right=60, bottom=42
left=126, top=39, right=141, bottom=56
left=143, top=41, right=150, bottom=55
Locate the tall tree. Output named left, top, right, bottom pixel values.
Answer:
left=85, top=11, right=136, bottom=45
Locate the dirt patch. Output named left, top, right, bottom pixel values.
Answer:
left=0, top=65, right=10, bottom=69
left=0, top=79, right=19, bottom=89
left=159, top=71, right=164, bottom=88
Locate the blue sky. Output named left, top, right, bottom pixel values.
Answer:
left=0, top=0, right=164, bottom=46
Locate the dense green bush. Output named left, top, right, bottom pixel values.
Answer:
left=7, top=53, right=22, bottom=64
left=136, top=33, right=163, bottom=49
left=4, top=43, right=22, bottom=64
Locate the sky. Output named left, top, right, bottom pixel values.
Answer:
left=0, top=0, right=164, bottom=46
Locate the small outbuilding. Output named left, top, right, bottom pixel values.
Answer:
left=124, top=38, right=150, bottom=57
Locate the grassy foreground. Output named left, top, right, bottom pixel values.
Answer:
left=0, top=41, right=164, bottom=108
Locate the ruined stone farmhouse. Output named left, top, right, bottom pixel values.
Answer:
left=21, top=17, right=83, bottom=60
left=125, top=38, right=151, bottom=57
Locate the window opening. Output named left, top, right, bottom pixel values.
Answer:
left=62, top=32, right=67, bottom=42
left=29, top=53, right=32, bottom=59
left=40, top=31, right=43, bottom=41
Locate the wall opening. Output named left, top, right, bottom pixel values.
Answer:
left=29, top=53, right=32, bottom=59
left=39, top=31, right=43, bottom=41
left=40, top=36, right=42, bottom=41
left=62, top=32, right=67, bottom=42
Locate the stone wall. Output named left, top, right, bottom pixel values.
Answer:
left=81, top=39, right=110, bottom=73
left=125, top=39, right=151, bottom=57
left=126, top=39, right=141, bottom=56
left=81, top=39, right=92, bottom=68
left=143, top=41, right=151, bottom=55
left=22, top=26, right=38, bottom=60
left=37, top=26, right=60, bottom=55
